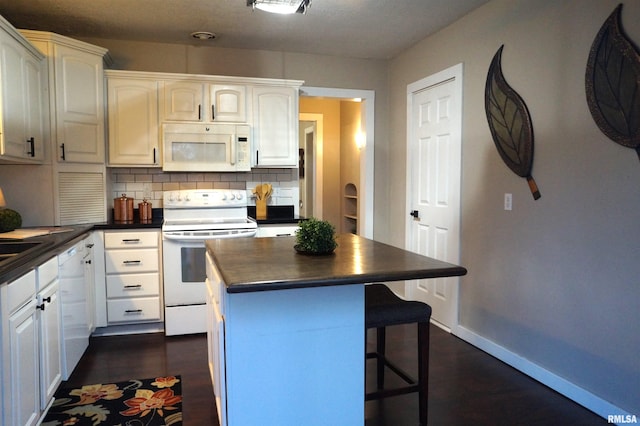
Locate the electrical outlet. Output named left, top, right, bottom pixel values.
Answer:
left=504, top=193, right=512, bottom=211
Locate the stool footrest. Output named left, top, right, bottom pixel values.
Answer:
left=366, top=384, right=421, bottom=400
left=366, top=351, right=418, bottom=389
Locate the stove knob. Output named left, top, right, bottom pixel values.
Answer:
left=184, top=193, right=191, bottom=202
left=169, top=192, right=176, bottom=202
left=236, top=192, right=243, bottom=201
left=229, top=193, right=236, bottom=200
left=221, top=193, right=227, bottom=201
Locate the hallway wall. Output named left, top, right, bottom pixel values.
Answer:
left=387, top=0, right=640, bottom=416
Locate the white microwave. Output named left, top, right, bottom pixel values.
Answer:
left=162, top=123, right=251, bottom=172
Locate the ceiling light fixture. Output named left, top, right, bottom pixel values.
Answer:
left=247, top=0, right=311, bottom=15
left=191, top=31, right=216, bottom=40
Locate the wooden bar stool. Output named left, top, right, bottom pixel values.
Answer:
left=365, top=283, right=432, bottom=425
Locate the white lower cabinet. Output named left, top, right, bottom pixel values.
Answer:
left=1, top=256, right=62, bottom=426
left=7, top=294, right=39, bottom=426
left=37, top=257, right=62, bottom=411
left=103, top=230, right=162, bottom=325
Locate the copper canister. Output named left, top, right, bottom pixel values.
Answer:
left=114, top=194, right=134, bottom=223
left=139, top=199, right=153, bottom=223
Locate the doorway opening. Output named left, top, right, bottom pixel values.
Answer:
left=299, top=87, right=374, bottom=239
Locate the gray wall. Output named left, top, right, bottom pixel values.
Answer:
left=388, top=0, right=639, bottom=415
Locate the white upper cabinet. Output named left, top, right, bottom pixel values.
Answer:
left=105, top=70, right=303, bottom=169
left=252, top=85, right=299, bottom=168
left=161, top=81, right=247, bottom=123
left=210, top=84, right=246, bottom=122
left=24, top=55, right=46, bottom=161
left=52, top=44, right=106, bottom=163
left=161, top=81, right=205, bottom=122
left=106, top=73, right=160, bottom=166
left=0, top=16, right=46, bottom=163
left=21, top=30, right=110, bottom=164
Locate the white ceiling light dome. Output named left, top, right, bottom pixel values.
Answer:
left=247, top=0, right=311, bottom=15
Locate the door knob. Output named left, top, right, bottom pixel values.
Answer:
left=410, top=210, right=419, bottom=219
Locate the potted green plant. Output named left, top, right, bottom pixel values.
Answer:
left=0, top=188, right=21, bottom=233
left=294, top=218, right=337, bottom=254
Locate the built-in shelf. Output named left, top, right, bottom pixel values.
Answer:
left=343, top=183, right=358, bottom=234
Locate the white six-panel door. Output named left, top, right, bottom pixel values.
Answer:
left=406, top=64, right=463, bottom=331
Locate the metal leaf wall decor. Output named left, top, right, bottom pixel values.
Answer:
left=586, top=3, right=640, bottom=161
left=485, top=45, right=541, bottom=200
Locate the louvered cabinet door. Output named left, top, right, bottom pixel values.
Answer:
left=56, top=168, right=107, bottom=225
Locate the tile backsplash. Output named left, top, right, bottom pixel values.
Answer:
left=108, top=168, right=298, bottom=209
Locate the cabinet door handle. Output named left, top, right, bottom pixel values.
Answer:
left=27, top=137, right=35, bottom=157
left=153, top=148, right=157, bottom=164
left=125, top=309, right=143, bottom=314
left=124, top=284, right=142, bottom=289
left=198, top=104, right=202, bottom=121
left=256, top=150, right=259, bottom=165
left=123, top=260, right=141, bottom=264
left=122, top=239, right=140, bottom=243
left=60, top=143, right=66, bottom=160
left=212, top=105, right=215, bottom=120
left=36, top=297, right=51, bottom=311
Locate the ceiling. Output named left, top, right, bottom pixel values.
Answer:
left=0, top=0, right=488, bottom=60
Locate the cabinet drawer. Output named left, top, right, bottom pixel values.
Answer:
left=107, top=273, right=160, bottom=298
left=256, top=225, right=299, bottom=238
left=105, top=248, right=159, bottom=274
left=37, top=256, right=58, bottom=290
left=6, top=270, right=36, bottom=313
left=107, top=297, right=161, bottom=323
left=104, top=231, right=158, bottom=249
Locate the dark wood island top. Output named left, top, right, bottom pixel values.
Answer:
left=206, top=233, right=467, bottom=293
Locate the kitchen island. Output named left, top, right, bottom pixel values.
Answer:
left=205, top=233, right=467, bottom=426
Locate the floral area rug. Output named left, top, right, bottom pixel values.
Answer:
left=42, top=375, right=182, bottom=426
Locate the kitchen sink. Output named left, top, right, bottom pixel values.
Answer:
left=0, top=241, right=46, bottom=263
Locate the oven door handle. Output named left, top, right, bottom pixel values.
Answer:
left=162, top=230, right=257, bottom=241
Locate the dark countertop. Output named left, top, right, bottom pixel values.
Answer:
left=206, top=233, right=467, bottom=294
left=92, top=208, right=164, bottom=230
left=0, top=225, right=93, bottom=284
left=247, top=205, right=305, bottom=225
left=0, top=209, right=165, bottom=285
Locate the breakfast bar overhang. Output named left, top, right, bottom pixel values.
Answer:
left=205, top=233, right=467, bottom=426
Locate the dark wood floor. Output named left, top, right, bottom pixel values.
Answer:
left=65, top=324, right=607, bottom=425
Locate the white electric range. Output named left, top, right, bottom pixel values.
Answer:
left=162, top=189, right=257, bottom=336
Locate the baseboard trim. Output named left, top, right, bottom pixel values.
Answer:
left=453, top=325, right=633, bottom=423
